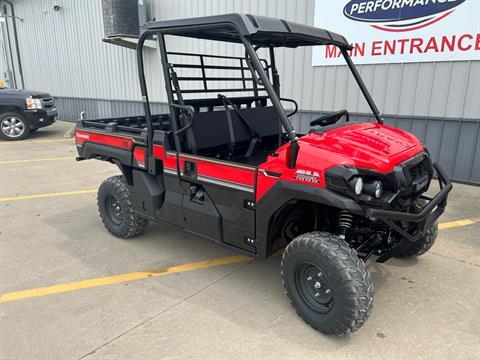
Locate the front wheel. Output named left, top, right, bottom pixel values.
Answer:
left=281, top=232, right=373, bottom=336
left=394, top=222, right=438, bottom=258
left=394, top=199, right=438, bottom=258
left=98, top=175, right=148, bottom=238
left=0, top=112, right=30, bottom=140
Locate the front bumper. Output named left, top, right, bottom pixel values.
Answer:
left=363, top=162, right=452, bottom=262
left=24, top=107, right=58, bottom=128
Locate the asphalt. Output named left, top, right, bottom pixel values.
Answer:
left=0, top=121, right=479, bottom=360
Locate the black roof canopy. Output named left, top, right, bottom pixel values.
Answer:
left=145, top=13, right=352, bottom=49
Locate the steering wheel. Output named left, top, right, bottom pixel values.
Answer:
left=310, top=110, right=349, bottom=127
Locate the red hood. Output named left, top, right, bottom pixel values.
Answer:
left=257, top=123, right=425, bottom=200
left=296, top=123, right=424, bottom=173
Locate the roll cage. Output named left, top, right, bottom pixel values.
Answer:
left=136, top=13, right=384, bottom=173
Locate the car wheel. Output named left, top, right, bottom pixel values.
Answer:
left=281, top=232, right=373, bottom=336
left=0, top=112, right=30, bottom=140
left=98, top=175, right=148, bottom=239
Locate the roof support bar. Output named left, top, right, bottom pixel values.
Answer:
left=241, top=36, right=299, bottom=168
left=157, top=33, right=182, bottom=153
left=136, top=30, right=154, bottom=165
left=341, top=48, right=384, bottom=124
left=269, top=47, right=280, bottom=97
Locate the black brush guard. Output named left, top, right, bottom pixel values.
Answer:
left=363, top=163, right=452, bottom=262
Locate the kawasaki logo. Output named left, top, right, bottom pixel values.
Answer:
left=343, top=0, right=466, bottom=32
left=76, top=132, right=90, bottom=139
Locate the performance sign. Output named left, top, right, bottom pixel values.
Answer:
left=312, top=0, right=480, bottom=65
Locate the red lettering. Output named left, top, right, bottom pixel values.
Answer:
left=325, top=45, right=339, bottom=58
left=397, top=39, right=409, bottom=54
left=441, top=35, right=456, bottom=52
left=325, top=33, right=480, bottom=61
left=352, top=42, right=365, bottom=57
left=424, top=37, right=439, bottom=53
left=383, top=40, right=396, bottom=55
left=458, top=34, right=473, bottom=51
left=410, top=38, right=424, bottom=54
left=371, top=41, right=382, bottom=56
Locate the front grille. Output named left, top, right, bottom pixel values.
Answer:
left=408, top=160, right=428, bottom=182
left=384, top=154, right=433, bottom=209
left=404, top=156, right=432, bottom=195
left=41, top=97, right=54, bottom=108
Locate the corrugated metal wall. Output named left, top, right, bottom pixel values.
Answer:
left=0, top=26, right=10, bottom=86
left=4, top=0, right=480, bottom=183
left=10, top=0, right=140, bottom=100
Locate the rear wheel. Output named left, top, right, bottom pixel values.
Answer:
left=281, top=232, right=373, bottom=336
left=98, top=175, right=148, bottom=238
left=0, top=112, right=30, bottom=140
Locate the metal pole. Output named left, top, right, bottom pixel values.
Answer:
left=269, top=47, right=280, bottom=97
left=341, top=48, right=383, bottom=124
left=157, top=33, right=182, bottom=154
left=241, top=37, right=296, bottom=143
left=136, top=30, right=154, bottom=164
left=2, top=4, right=16, bottom=87
left=269, top=46, right=282, bottom=147
left=4, top=1, right=24, bottom=89
left=242, top=37, right=299, bottom=167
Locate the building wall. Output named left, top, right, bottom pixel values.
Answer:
left=3, top=0, right=480, bottom=183
left=0, top=25, right=10, bottom=86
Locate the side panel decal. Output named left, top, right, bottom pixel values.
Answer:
left=153, top=145, right=256, bottom=191
left=75, top=130, right=134, bottom=150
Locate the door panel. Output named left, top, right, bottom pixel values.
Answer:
left=194, top=180, right=255, bottom=252
left=153, top=145, right=257, bottom=252
left=180, top=154, right=256, bottom=252
left=182, top=182, right=223, bottom=241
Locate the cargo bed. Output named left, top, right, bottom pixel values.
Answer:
left=77, top=113, right=171, bottom=144
left=75, top=113, right=173, bottom=170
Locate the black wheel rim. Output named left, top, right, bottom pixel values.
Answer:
left=105, top=196, right=123, bottom=225
left=295, top=262, right=333, bottom=314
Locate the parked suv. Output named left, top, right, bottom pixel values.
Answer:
left=0, top=87, right=57, bottom=140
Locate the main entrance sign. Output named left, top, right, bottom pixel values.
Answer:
left=313, top=0, right=479, bottom=65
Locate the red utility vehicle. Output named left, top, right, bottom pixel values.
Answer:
left=76, top=14, right=452, bottom=335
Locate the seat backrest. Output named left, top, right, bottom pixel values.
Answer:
left=185, top=106, right=280, bottom=156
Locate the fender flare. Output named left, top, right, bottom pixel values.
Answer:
left=255, top=180, right=364, bottom=259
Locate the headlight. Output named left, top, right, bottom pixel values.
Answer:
left=325, top=166, right=391, bottom=203
left=363, top=179, right=383, bottom=199
left=351, top=177, right=363, bottom=195
left=26, top=97, right=42, bottom=109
